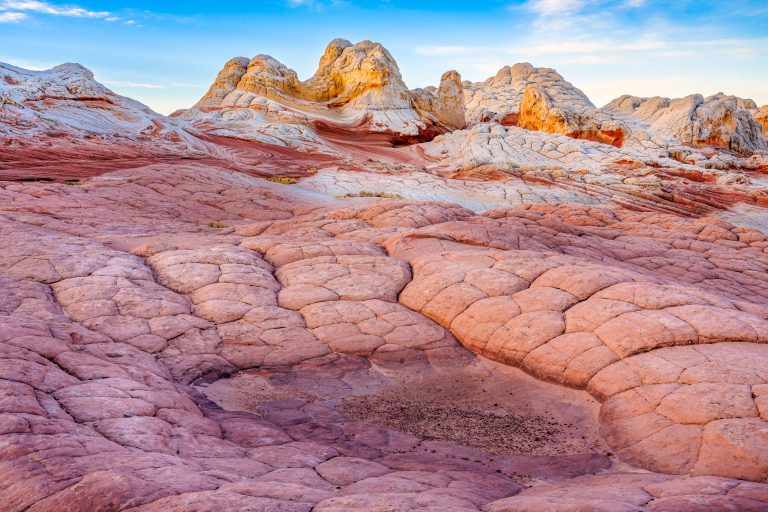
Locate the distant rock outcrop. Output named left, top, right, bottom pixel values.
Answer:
left=1, top=62, right=187, bottom=142
left=463, top=62, right=538, bottom=126
left=755, top=105, right=768, bottom=133
left=185, top=39, right=465, bottom=142
left=464, top=64, right=627, bottom=147
left=605, top=93, right=767, bottom=155
left=193, top=56, right=250, bottom=109
left=0, top=62, right=209, bottom=173
left=183, top=43, right=768, bottom=156
left=517, top=84, right=626, bottom=147
left=411, top=70, right=466, bottom=131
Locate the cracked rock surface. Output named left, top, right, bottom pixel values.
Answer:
left=1, top=164, right=768, bottom=511
left=2, top=37, right=768, bottom=511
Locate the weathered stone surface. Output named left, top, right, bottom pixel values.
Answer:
left=464, top=64, right=626, bottom=146
left=182, top=39, right=464, bottom=140
left=2, top=40, right=768, bottom=511
left=606, top=93, right=767, bottom=155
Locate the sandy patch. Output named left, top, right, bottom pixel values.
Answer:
left=203, top=357, right=607, bottom=458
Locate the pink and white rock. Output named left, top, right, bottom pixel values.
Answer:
left=605, top=92, right=767, bottom=156
left=1, top=36, right=768, bottom=512
left=463, top=63, right=626, bottom=146
left=755, top=105, right=768, bottom=132
left=0, top=62, right=213, bottom=176
left=179, top=39, right=465, bottom=143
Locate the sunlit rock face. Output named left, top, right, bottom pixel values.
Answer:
left=2, top=36, right=768, bottom=511
left=464, top=63, right=768, bottom=156
left=605, top=93, right=768, bottom=155
left=463, top=63, right=627, bottom=147
left=752, top=104, right=768, bottom=132
left=182, top=39, right=464, bottom=142
left=411, top=70, right=467, bottom=131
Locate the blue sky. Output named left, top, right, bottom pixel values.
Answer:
left=1, top=0, right=766, bottom=114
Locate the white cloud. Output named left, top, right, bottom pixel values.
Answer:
left=414, top=45, right=493, bottom=57
left=520, top=0, right=606, bottom=31
left=285, top=0, right=348, bottom=10
left=523, top=0, right=645, bottom=19
left=518, top=41, right=602, bottom=54
left=0, top=1, right=109, bottom=17
left=102, top=80, right=204, bottom=90
left=0, top=10, right=25, bottom=21
left=0, top=57, right=52, bottom=69
left=558, top=54, right=622, bottom=65
left=102, top=80, right=166, bottom=89
left=526, top=0, right=587, bottom=16
left=0, top=1, right=140, bottom=24
left=416, top=37, right=668, bottom=60
left=619, top=39, right=666, bottom=51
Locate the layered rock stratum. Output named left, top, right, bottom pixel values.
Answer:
left=1, top=38, right=768, bottom=511
left=464, top=63, right=627, bottom=147
left=180, top=39, right=465, bottom=143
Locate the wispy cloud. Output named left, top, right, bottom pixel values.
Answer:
left=519, top=0, right=648, bottom=31
left=415, top=38, right=668, bottom=59
left=520, top=0, right=596, bottom=30
left=417, top=34, right=765, bottom=68
left=0, top=57, right=54, bottom=70
left=102, top=80, right=166, bottom=90
left=0, top=1, right=109, bottom=17
left=0, top=10, right=25, bottom=21
left=0, top=1, right=139, bottom=24
left=523, top=0, right=645, bottom=16
left=525, top=0, right=587, bottom=17
left=414, top=45, right=496, bottom=57
left=102, top=80, right=204, bottom=90
left=285, top=0, right=348, bottom=11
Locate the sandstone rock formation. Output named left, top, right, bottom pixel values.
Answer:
left=463, top=63, right=626, bottom=147
left=182, top=39, right=465, bottom=142
left=1, top=164, right=767, bottom=511
left=464, top=64, right=767, bottom=157
left=2, top=40, right=768, bottom=511
left=518, top=84, right=626, bottom=146
left=754, top=104, right=768, bottom=132
left=192, top=56, right=250, bottom=109
left=605, top=93, right=768, bottom=155
left=385, top=204, right=768, bottom=480
left=0, top=62, right=209, bottom=173
left=411, top=70, right=466, bottom=130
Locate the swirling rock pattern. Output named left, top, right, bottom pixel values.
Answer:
left=181, top=39, right=466, bottom=141
left=464, top=63, right=626, bottom=147
left=1, top=164, right=767, bottom=511
left=2, top=37, right=768, bottom=512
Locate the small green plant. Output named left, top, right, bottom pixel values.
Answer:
left=62, top=179, right=84, bottom=186
left=266, top=176, right=299, bottom=184
left=336, top=191, right=402, bottom=199
left=208, top=221, right=226, bottom=229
